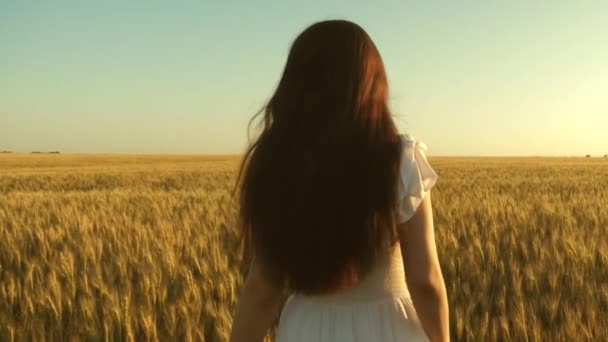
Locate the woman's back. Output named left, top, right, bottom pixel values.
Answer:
left=276, top=242, right=427, bottom=341
left=274, top=134, right=438, bottom=341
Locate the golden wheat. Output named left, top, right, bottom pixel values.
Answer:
left=0, top=154, right=607, bottom=341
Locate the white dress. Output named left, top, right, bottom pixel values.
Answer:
left=275, top=134, right=439, bottom=342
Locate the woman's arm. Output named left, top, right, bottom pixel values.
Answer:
left=229, top=255, right=286, bottom=342
left=398, top=191, right=450, bottom=342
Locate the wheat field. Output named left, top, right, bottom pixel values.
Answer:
left=0, top=154, right=607, bottom=341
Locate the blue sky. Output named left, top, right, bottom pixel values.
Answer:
left=1, top=1, right=607, bottom=155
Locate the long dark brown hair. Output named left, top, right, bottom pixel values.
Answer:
left=236, top=20, right=402, bottom=295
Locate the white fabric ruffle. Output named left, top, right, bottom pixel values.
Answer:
left=397, top=134, right=438, bottom=223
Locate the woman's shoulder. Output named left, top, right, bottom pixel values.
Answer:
left=399, top=133, right=415, bottom=144
left=398, top=133, right=428, bottom=152
left=396, top=132, right=438, bottom=222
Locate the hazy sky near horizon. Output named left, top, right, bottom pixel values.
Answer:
left=2, top=1, right=607, bottom=155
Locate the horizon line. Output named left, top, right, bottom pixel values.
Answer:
left=1, top=151, right=606, bottom=158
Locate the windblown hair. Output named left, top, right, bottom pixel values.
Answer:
left=237, top=20, right=402, bottom=295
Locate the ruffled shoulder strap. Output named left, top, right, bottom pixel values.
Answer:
left=396, top=134, right=438, bottom=223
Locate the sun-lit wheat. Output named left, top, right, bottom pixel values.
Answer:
left=0, top=154, right=607, bottom=341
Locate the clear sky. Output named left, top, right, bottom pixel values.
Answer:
left=1, top=1, right=607, bottom=156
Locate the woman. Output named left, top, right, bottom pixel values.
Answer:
left=230, top=20, right=449, bottom=342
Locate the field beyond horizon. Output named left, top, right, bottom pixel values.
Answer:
left=1, top=154, right=607, bottom=341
